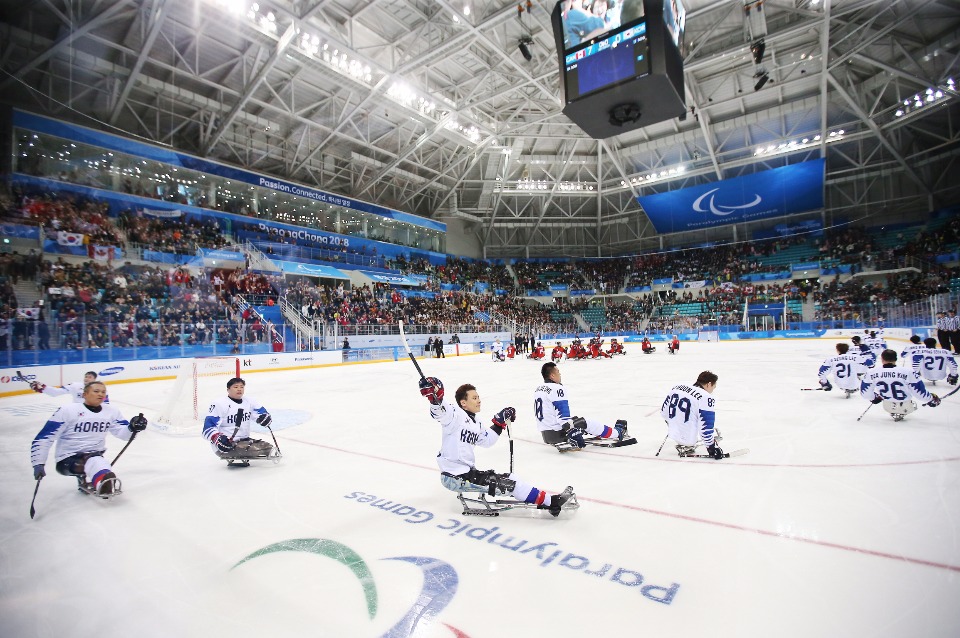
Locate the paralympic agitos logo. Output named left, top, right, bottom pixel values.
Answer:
left=232, top=538, right=471, bottom=637
left=692, top=188, right=763, bottom=217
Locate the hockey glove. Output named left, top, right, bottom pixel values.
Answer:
left=820, top=380, right=832, bottom=391
left=30, top=381, right=46, bottom=393
left=128, top=413, right=148, bottom=432
left=871, top=394, right=884, bottom=404
left=707, top=443, right=724, bottom=460
left=33, top=464, right=45, bottom=480
left=948, top=374, right=958, bottom=386
left=256, top=413, right=272, bottom=428
left=566, top=427, right=587, bottom=449
left=926, top=394, right=941, bottom=408
left=212, top=433, right=235, bottom=453
left=492, top=407, right=516, bottom=428
left=418, top=377, right=444, bottom=405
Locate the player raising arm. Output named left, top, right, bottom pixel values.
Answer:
left=30, top=381, right=146, bottom=497
left=859, top=349, right=940, bottom=422
left=661, top=371, right=724, bottom=459
left=30, top=370, right=109, bottom=403
left=418, top=376, right=575, bottom=517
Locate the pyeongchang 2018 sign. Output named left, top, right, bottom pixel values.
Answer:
left=637, top=159, right=825, bottom=233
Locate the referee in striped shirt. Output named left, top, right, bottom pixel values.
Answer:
left=947, top=309, right=960, bottom=355
left=937, top=312, right=950, bottom=351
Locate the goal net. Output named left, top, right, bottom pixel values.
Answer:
left=152, top=356, right=240, bottom=436
left=697, top=330, right=719, bottom=342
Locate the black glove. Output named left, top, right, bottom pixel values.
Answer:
left=871, top=394, right=884, bottom=405
left=212, top=433, right=235, bottom=453
left=926, top=394, right=941, bottom=408
left=492, top=407, right=516, bottom=428
left=820, top=380, right=832, bottom=391
left=418, top=376, right=444, bottom=405
left=129, top=413, right=148, bottom=432
left=707, top=443, right=724, bottom=460
left=33, top=464, right=45, bottom=480
left=30, top=381, right=46, bottom=393
left=256, top=413, right=272, bottom=428
left=566, top=425, right=587, bottom=449
left=948, top=374, right=958, bottom=386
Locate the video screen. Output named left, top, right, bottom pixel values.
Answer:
left=563, top=21, right=650, bottom=102
left=559, top=0, right=647, bottom=52
left=663, top=0, right=685, bottom=49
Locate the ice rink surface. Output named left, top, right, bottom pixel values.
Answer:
left=1, top=339, right=959, bottom=638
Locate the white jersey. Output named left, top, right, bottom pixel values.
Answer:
left=533, top=381, right=572, bottom=432
left=427, top=398, right=502, bottom=476
left=42, top=381, right=110, bottom=403
left=661, top=383, right=718, bottom=447
left=914, top=347, right=958, bottom=381
left=202, top=395, right=269, bottom=442
left=859, top=365, right=932, bottom=404
left=818, top=353, right=869, bottom=390
left=851, top=344, right=877, bottom=368
left=863, top=336, right=887, bottom=356
left=491, top=341, right=504, bottom=354
left=900, top=343, right=927, bottom=369
left=31, top=403, right=132, bottom=465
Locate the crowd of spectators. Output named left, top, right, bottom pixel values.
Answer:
left=118, top=211, right=229, bottom=255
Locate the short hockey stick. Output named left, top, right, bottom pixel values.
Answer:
left=941, top=384, right=960, bottom=399
left=111, top=429, right=141, bottom=465
left=29, top=476, right=42, bottom=519
left=685, top=448, right=749, bottom=459
left=506, top=422, right=514, bottom=474
left=654, top=434, right=668, bottom=457
left=264, top=423, right=282, bottom=456
left=856, top=403, right=874, bottom=422
left=398, top=321, right=426, bottom=380
left=229, top=408, right=244, bottom=442
left=800, top=387, right=826, bottom=391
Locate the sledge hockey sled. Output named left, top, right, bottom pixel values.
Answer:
left=76, top=476, right=122, bottom=499
left=541, top=428, right=637, bottom=454
left=457, top=487, right=580, bottom=518
left=217, top=439, right=282, bottom=466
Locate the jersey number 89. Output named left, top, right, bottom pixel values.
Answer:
left=663, top=393, right=692, bottom=422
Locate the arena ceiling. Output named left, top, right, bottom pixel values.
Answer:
left=1, top=0, right=959, bottom=258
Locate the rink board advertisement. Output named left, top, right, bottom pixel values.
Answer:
left=637, top=159, right=825, bottom=233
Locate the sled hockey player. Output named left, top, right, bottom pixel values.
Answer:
left=533, top=362, right=630, bottom=451
left=667, top=336, right=680, bottom=354
left=900, top=335, right=926, bottom=369
left=913, top=338, right=959, bottom=387
left=529, top=342, right=546, bottom=360
left=203, top=378, right=277, bottom=464
left=491, top=338, right=505, bottom=362
left=506, top=343, right=516, bottom=359
left=588, top=336, right=610, bottom=359
left=850, top=336, right=877, bottom=369
left=607, top=338, right=625, bottom=355
left=863, top=331, right=888, bottom=359
left=551, top=343, right=567, bottom=362
left=859, top=350, right=940, bottom=422
left=661, top=371, right=725, bottom=459
left=30, top=381, right=146, bottom=498
left=30, top=370, right=109, bottom=403
left=418, top=375, right=577, bottom=517
left=817, top=343, right=870, bottom=397
left=641, top=337, right=656, bottom=354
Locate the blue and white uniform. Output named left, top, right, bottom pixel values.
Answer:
left=491, top=339, right=504, bottom=360
left=914, top=347, right=958, bottom=382
left=41, top=382, right=110, bottom=403
left=859, top=366, right=933, bottom=404
left=533, top=381, right=614, bottom=438
left=818, top=353, right=869, bottom=391
left=863, top=335, right=887, bottom=358
left=202, top=395, right=269, bottom=445
left=852, top=343, right=877, bottom=368
left=661, top=383, right=717, bottom=447
left=30, top=403, right=132, bottom=484
left=900, top=343, right=927, bottom=369
left=427, top=397, right=545, bottom=505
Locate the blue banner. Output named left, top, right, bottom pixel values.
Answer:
left=791, top=261, right=820, bottom=271
left=549, top=284, right=569, bottom=292
left=272, top=260, right=350, bottom=279
left=357, top=270, right=420, bottom=286
left=142, top=249, right=182, bottom=264
left=198, top=248, right=244, bottom=262
left=1, top=223, right=40, bottom=239
left=652, top=278, right=673, bottom=285
left=638, top=159, right=825, bottom=233
left=570, top=289, right=596, bottom=296
left=625, top=285, right=652, bottom=292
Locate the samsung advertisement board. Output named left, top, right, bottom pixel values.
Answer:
left=637, top=159, right=826, bottom=233
left=552, top=0, right=686, bottom=139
